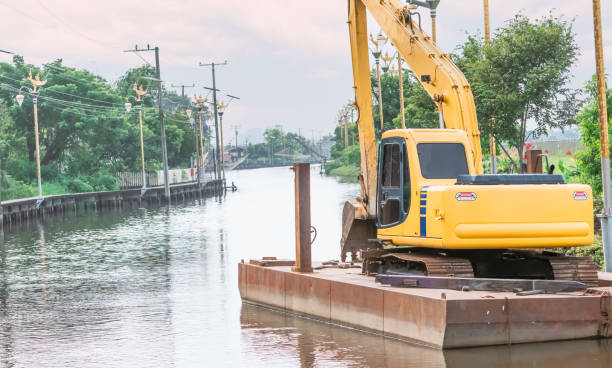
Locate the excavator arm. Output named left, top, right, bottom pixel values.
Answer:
left=341, top=0, right=483, bottom=261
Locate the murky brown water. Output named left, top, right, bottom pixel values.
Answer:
left=1, top=165, right=611, bottom=367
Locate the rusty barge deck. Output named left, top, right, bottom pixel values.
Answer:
left=238, top=261, right=612, bottom=349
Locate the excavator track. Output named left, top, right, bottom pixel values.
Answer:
left=363, top=248, right=599, bottom=287
left=381, top=252, right=475, bottom=278
left=540, top=254, right=599, bottom=287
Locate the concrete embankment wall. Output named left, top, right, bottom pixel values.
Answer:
left=1, top=179, right=224, bottom=226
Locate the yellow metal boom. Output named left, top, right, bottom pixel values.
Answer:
left=347, top=0, right=484, bottom=218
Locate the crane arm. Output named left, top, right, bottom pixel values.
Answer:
left=348, top=0, right=484, bottom=218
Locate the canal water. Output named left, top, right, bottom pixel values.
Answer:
left=1, top=165, right=611, bottom=367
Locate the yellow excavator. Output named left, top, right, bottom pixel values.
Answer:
left=341, top=0, right=599, bottom=285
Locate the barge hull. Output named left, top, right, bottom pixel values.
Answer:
left=238, top=262, right=612, bottom=348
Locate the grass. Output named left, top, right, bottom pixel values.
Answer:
left=328, top=165, right=361, bottom=183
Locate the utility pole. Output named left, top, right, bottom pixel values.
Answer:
left=200, top=61, right=227, bottom=182
left=483, top=0, right=496, bottom=174
left=124, top=45, right=170, bottom=200
left=592, top=0, right=612, bottom=271
left=171, top=83, right=195, bottom=97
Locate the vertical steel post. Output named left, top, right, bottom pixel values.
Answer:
left=292, top=163, right=313, bottom=273
left=154, top=47, right=170, bottom=200
left=592, top=0, right=612, bottom=271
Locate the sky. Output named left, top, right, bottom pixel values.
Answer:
left=0, top=0, right=610, bottom=144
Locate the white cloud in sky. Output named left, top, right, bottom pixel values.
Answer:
left=0, top=0, right=610, bottom=140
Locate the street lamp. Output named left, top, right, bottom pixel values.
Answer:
left=216, top=94, right=240, bottom=180
left=185, top=108, right=202, bottom=187
left=16, top=71, right=47, bottom=201
left=369, top=31, right=387, bottom=132
left=384, top=50, right=407, bottom=129
left=129, top=83, right=149, bottom=192
left=194, top=95, right=207, bottom=177
left=217, top=101, right=228, bottom=176
left=408, top=0, right=441, bottom=43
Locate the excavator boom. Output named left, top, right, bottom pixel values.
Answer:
left=348, top=0, right=483, bottom=216
left=342, top=0, right=484, bottom=260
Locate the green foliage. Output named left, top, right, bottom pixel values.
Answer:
left=0, top=58, right=199, bottom=199
left=328, top=165, right=361, bottom=182
left=563, top=236, right=604, bottom=270
left=454, top=13, right=580, bottom=170
left=1, top=173, right=35, bottom=200
left=575, top=76, right=612, bottom=198
left=557, top=158, right=581, bottom=183
left=372, top=70, right=438, bottom=132
left=64, top=177, right=93, bottom=193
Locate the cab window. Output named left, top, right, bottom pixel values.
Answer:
left=417, top=143, right=469, bottom=179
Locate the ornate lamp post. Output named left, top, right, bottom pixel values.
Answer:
left=127, top=84, right=149, bottom=191
left=408, top=0, right=441, bottom=43
left=16, top=71, right=47, bottom=201
left=194, top=95, right=207, bottom=172
left=382, top=50, right=406, bottom=129
left=369, top=32, right=387, bottom=132
left=217, top=101, right=228, bottom=178
left=186, top=108, right=201, bottom=186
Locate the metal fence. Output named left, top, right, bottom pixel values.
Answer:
left=116, top=168, right=212, bottom=189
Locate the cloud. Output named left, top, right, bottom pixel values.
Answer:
left=1, top=0, right=611, bottom=136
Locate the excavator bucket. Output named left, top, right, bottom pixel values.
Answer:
left=340, top=200, right=377, bottom=262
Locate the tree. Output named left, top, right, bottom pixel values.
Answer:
left=0, top=56, right=201, bottom=198
left=454, top=14, right=580, bottom=172
left=575, top=77, right=611, bottom=199
left=372, top=70, right=437, bottom=132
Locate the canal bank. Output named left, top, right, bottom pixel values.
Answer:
left=0, top=179, right=223, bottom=228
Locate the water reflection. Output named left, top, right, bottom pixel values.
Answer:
left=241, top=303, right=612, bottom=368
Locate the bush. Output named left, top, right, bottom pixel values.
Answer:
left=42, top=181, right=69, bottom=195
left=563, top=235, right=604, bottom=270
left=1, top=173, right=35, bottom=200
left=64, top=177, right=94, bottom=193
left=89, top=172, right=119, bottom=191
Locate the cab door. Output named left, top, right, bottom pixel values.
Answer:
left=377, top=137, right=410, bottom=230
